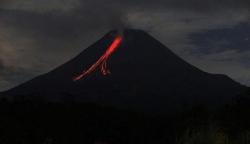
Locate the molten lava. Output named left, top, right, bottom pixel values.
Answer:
left=73, top=36, right=122, bottom=81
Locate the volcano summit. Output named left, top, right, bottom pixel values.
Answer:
left=2, top=29, right=247, bottom=113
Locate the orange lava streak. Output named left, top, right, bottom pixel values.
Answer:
left=73, top=36, right=122, bottom=81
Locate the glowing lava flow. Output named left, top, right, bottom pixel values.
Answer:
left=73, top=36, right=123, bottom=81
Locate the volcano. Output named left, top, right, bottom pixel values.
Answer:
left=2, top=29, right=247, bottom=113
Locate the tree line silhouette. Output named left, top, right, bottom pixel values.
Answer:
left=0, top=88, right=249, bottom=144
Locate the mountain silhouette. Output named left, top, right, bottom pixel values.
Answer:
left=1, top=29, right=247, bottom=113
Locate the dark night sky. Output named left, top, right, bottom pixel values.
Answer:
left=0, top=0, right=250, bottom=90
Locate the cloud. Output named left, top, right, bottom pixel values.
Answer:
left=187, top=50, right=250, bottom=86
left=2, top=0, right=250, bottom=13
left=0, top=59, right=5, bottom=72
left=125, top=9, right=250, bottom=53
left=0, top=0, right=80, bottom=12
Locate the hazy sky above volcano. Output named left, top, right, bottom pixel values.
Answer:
left=0, top=0, right=250, bottom=90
